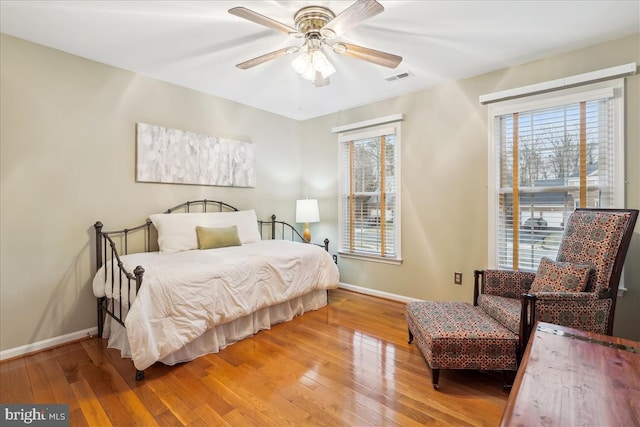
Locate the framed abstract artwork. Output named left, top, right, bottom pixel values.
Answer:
left=136, top=123, right=256, bottom=187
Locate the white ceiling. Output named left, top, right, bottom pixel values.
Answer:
left=1, top=1, right=638, bottom=121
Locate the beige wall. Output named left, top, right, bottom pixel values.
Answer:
left=300, top=34, right=640, bottom=340
left=0, top=34, right=303, bottom=351
left=1, top=32, right=638, bottom=353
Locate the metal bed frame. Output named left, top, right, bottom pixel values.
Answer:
left=93, top=199, right=329, bottom=380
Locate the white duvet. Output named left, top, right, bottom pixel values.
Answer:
left=92, top=240, right=339, bottom=370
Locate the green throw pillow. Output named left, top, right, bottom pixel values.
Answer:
left=196, top=225, right=242, bottom=250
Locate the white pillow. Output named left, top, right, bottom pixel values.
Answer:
left=150, top=209, right=261, bottom=253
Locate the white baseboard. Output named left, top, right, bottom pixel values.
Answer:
left=0, top=327, right=98, bottom=361
left=338, top=282, right=420, bottom=304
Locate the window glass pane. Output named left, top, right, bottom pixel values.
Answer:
left=494, top=97, right=615, bottom=271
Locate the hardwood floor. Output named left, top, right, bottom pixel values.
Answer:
left=1, top=289, right=508, bottom=426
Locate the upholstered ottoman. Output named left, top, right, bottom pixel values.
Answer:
left=406, top=300, right=518, bottom=389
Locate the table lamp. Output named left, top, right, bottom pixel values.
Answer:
left=296, top=199, right=320, bottom=242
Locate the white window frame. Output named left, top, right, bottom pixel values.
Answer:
left=333, top=114, right=403, bottom=265
left=486, top=78, right=625, bottom=271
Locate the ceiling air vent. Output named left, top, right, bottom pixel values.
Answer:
left=385, top=70, right=414, bottom=82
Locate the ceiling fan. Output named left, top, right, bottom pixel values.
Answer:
left=228, top=0, right=402, bottom=86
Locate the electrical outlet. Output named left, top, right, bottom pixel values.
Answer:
left=454, top=272, right=463, bottom=285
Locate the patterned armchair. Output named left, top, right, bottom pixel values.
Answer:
left=407, top=208, right=637, bottom=388
left=475, top=208, right=638, bottom=356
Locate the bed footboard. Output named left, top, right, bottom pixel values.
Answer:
left=94, top=221, right=148, bottom=338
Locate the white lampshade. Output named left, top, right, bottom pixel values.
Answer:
left=296, top=199, right=320, bottom=223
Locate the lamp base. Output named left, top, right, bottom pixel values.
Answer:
left=303, top=223, right=311, bottom=242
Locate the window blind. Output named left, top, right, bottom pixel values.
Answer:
left=494, top=91, right=617, bottom=271
left=338, top=123, right=401, bottom=261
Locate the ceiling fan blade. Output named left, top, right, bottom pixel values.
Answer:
left=320, top=0, right=384, bottom=38
left=229, top=7, right=302, bottom=38
left=236, top=47, right=299, bottom=70
left=332, top=43, right=402, bottom=68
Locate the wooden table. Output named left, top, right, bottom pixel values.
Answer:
left=500, top=321, right=640, bottom=426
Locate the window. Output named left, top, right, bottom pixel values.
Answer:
left=336, top=116, right=402, bottom=263
left=487, top=79, right=624, bottom=271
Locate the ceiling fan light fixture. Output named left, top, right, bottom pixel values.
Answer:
left=230, top=0, right=401, bottom=79
left=320, top=28, right=336, bottom=39
left=291, top=49, right=336, bottom=82
left=313, top=74, right=331, bottom=87
left=332, top=43, right=347, bottom=54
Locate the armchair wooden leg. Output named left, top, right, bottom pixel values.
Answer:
left=432, top=368, right=440, bottom=389
left=503, top=370, right=515, bottom=391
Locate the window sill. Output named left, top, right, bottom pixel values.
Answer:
left=338, top=251, right=403, bottom=266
